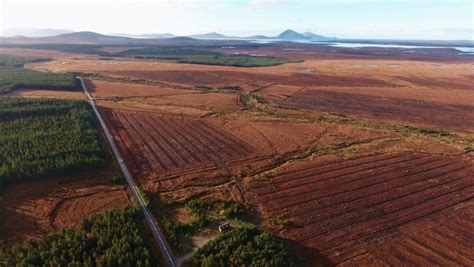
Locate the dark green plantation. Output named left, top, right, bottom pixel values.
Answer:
left=0, top=208, right=156, bottom=266
left=0, top=55, right=79, bottom=94
left=193, top=226, right=294, bottom=267
left=177, top=54, right=289, bottom=67
left=0, top=97, right=107, bottom=190
left=0, top=55, right=47, bottom=68
left=120, top=47, right=289, bottom=67
left=0, top=68, right=79, bottom=94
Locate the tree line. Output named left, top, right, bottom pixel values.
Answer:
left=0, top=208, right=157, bottom=266
left=0, top=55, right=79, bottom=94
left=0, top=55, right=47, bottom=68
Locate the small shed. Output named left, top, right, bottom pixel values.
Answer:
left=218, top=223, right=231, bottom=232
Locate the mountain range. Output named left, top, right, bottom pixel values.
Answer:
left=2, top=28, right=335, bottom=42
left=1, top=28, right=74, bottom=37
left=188, top=30, right=334, bottom=41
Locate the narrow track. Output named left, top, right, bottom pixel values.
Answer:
left=78, top=77, right=177, bottom=267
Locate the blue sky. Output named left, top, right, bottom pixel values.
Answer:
left=1, top=0, right=473, bottom=39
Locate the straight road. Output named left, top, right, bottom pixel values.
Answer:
left=78, top=77, right=177, bottom=267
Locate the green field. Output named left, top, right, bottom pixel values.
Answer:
left=0, top=208, right=156, bottom=266
left=0, top=97, right=107, bottom=190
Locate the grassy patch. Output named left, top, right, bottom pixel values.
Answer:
left=134, top=187, right=151, bottom=208
left=239, top=93, right=264, bottom=109
left=161, top=198, right=247, bottom=253
left=319, top=114, right=454, bottom=139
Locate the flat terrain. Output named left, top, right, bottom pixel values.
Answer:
left=248, top=153, right=473, bottom=265
left=339, top=203, right=473, bottom=266
left=87, top=79, right=196, bottom=98
left=102, top=108, right=258, bottom=179
left=1, top=43, right=473, bottom=265
left=100, top=108, right=276, bottom=202
left=278, top=89, right=474, bottom=131
left=29, top=57, right=474, bottom=132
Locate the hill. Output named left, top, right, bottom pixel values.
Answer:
left=189, top=29, right=334, bottom=41
left=0, top=32, right=245, bottom=46
left=2, top=28, right=74, bottom=37
left=277, top=29, right=307, bottom=40
left=113, top=33, right=176, bottom=39
left=277, top=29, right=333, bottom=41
left=0, top=29, right=335, bottom=45
left=190, top=32, right=229, bottom=39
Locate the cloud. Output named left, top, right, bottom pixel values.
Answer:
left=247, top=0, right=288, bottom=9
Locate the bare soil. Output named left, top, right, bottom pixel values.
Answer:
left=9, top=44, right=473, bottom=264
left=0, top=167, right=130, bottom=242
left=247, top=153, right=473, bottom=265
left=87, top=79, right=196, bottom=98
left=277, top=89, right=474, bottom=131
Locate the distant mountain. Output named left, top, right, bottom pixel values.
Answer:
left=190, top=32, right=228, bottom=39
left=302, top=32, right=333, bottom=41
left=277, top=29, right=307, bottom=40
left=0, top=29, right=335, bottom=45
left=276, top=29, right=334, bottom=41
left=113, top=33, right=175, bottom=39
left=2, top=28, right=74, bottom=37
left=50, top=31, right=134, bottom=44
left=247, top=35, right=268, bottom=39
left=189, top=29, right=334, bottom=41
left=0, top=31, right=249, bottom=46
left=57, top=31, right=109, bottom=39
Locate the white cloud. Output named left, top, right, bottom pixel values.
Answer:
left=247, top=0, right=288, bottom=10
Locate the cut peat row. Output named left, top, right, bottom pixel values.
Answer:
left=342, top=206, right=474, bottom=266
left=103, top=109, right=152, bottom=174
left=277, top=89, right=474, bottom=131
left=100, top=108, right=257, bottom=180
left=259, top=156, right=462, bottom=213
left=254, top=153, right=426, bottom=200
left=250, top=152, right=409, bottom=190
left=250, top=153, right=474, bottom=265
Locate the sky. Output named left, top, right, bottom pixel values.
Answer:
left=1, top=0, right=473, bottom=40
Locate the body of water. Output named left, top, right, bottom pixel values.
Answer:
left=248, top=39, right=474, bottom=54
left=319, top=42, right=474, bottom=54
